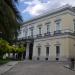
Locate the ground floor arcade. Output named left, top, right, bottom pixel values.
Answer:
left=20, top=35, right=75, bottom=61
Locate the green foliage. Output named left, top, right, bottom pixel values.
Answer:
left=0, top=0, right=23, bottom=40
left=11, top=44, right=25, bottom=53
left=0, top=59, right=10, bottom=65
left=0, top=38, right=25, bottom=59
left=0, top=38, right=9, bottom=58
left=16, top=46, right=25, bottom=53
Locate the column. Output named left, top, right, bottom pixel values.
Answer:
left=26, top=43, right=30, bottom=59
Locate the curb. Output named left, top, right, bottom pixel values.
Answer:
left=64, top=65, right=75, bottom=71
left=0, top=61, right=18, bottom=75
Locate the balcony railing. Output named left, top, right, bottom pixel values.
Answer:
left=54, top=30, right=62, bottom=35
left=36, top=34, right=42, bottom=38
left=18, top=29, right=75, bottom=40
left=27, top=35, right=33, bottom=39
left=44, top=32, right=51, bottom=36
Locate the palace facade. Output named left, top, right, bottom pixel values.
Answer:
left=18, top=5, right=75, bottom=61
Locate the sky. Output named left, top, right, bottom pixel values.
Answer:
left=17, top=0, right=75, bottom=22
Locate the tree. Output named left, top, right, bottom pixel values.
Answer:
left=0, top=0, right=23, bottom=40
left=14, top=45, right=25, bottom=60
left=0, top=38, right=25, bottom=60
left=0, top=38, right=9, bottom=59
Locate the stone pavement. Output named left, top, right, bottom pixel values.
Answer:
left=0, top=61, right=18, bottom=75
left=2, top=60, right=75, bottom=75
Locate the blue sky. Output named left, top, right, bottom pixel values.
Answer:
left=17, top=0, right=75, bottom=22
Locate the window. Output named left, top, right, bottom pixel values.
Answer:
left=31, top=29, right=33, bottom=36
left=30, top=28, right=33, bottom=37
left=56, top=46, right=60, bottom=60
left=37, top=24, right=42, bottom=35
left=55, top=19, right=61, bottom=31
left=39, top=27, right=41, bottom=35
left=38, top=47, right=41, bottom=56
left=47, top=24, right=50, bottom=33
left=46, top=47, right=49, bottom=56
left=56, top=22, right=60, bottom=31
left=25, top=28, right=28, bottom=37
left=45, top=22, right=50, bottom=33
left=23, top=29, right=25, bottom=33
left=22, top=28, right=25, bottom=37
left=18, top=30, right=21, bottom=35
left=73, top=20, right=75, bottom=32
left=56, top=46, right=60, bottom=56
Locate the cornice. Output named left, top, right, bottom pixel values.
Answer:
left=22, top=5, right=75, bottom=26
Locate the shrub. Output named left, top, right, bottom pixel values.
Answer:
left=0, top=38, right=9, bottom=58
left=0, top=38, right=26, bottom=60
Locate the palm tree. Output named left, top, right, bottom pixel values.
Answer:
left=0, top=0, right=23, bottom=40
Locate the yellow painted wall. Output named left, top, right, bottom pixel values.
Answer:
left=69, top=37, right=75, bottom=58
left=33, top=36, right=71, bottom=61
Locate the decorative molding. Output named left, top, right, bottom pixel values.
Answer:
left=36, top=43, right=41, bottom=47
left=55, top=19, right=61, bottom=22
left=37, top=24, right=42, bottom=28
left=45, top=43, right=51, bottom=47
left=22, top=5, right=75, bottom=26
left=45, top=22, right=51, bottom=25
left=54, top=41, right=61, bottom=46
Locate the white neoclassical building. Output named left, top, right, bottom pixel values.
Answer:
left=18, top=5, right=75, bottom=61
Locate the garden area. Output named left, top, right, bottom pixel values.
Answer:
left=0, top=0, right=24, bottom=65
left=0, top=38, right=25, bottom=65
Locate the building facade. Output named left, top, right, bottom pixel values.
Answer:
left=18, top=5, right=75, bottom=61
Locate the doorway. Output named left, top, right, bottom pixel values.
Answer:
left=23, top=44, right=26, bottom=59
left=56, top=46, right=60, bottom=61
left=29, top=43, right=33, bottom=60
left=45, top=47, right=49, bottom=60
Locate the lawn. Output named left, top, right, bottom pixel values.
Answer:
left=0, top=59, right=10, bottom=65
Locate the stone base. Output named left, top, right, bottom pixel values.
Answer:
left=32, top=56, right=69, bottom=62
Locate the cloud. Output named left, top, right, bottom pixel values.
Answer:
left=19, top=0, right=75, bottom=17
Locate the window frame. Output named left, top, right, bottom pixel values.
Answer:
left=46, top=47, right=49, bottom=56
left=38, top=47, right=41, bottom=56
left=55, top=19, right=61, bottom=31
left=73, top=19, right=75, bottom=32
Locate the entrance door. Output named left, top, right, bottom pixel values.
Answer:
left=23, top=44, right=26, bottom=59
left=37, top=47, right=41, bottom=60
left=56, top=46, right=60, bottom=60
left=46, top=47, right=49, bottom=60
left=29, top=43, right=33, bottom=60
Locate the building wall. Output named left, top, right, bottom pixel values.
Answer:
left=69, top=36, right=75, bottom=58
left=18, top=10, right=75, bottom=39
left=18, top=7, right=75, bottom=61
left=33, top=35, right=75, bottom=61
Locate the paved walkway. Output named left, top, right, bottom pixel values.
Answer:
left=1, top=60, right=75, bottom=75
left=0, top=61, right=18, bottom=75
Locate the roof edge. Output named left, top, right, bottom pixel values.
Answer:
left=22, top=4, right=73, bottom=25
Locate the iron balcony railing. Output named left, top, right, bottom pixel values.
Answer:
left=44, top=32, right=51, bottom=36
left=54, top=30, right=61, bottom=34
left=36, top=34, right=42, bottom=38
left=18, top=29, right=75, bottom=40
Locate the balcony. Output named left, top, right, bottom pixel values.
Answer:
left=37, top=34, right=42, bottom=38
left=27, top=35, right=34, bottom=39
left=18, top=29, right=75, bottom=41
left=54, top=30, right=62, bottom=35
left=44, top=32, right=51, bottom=36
